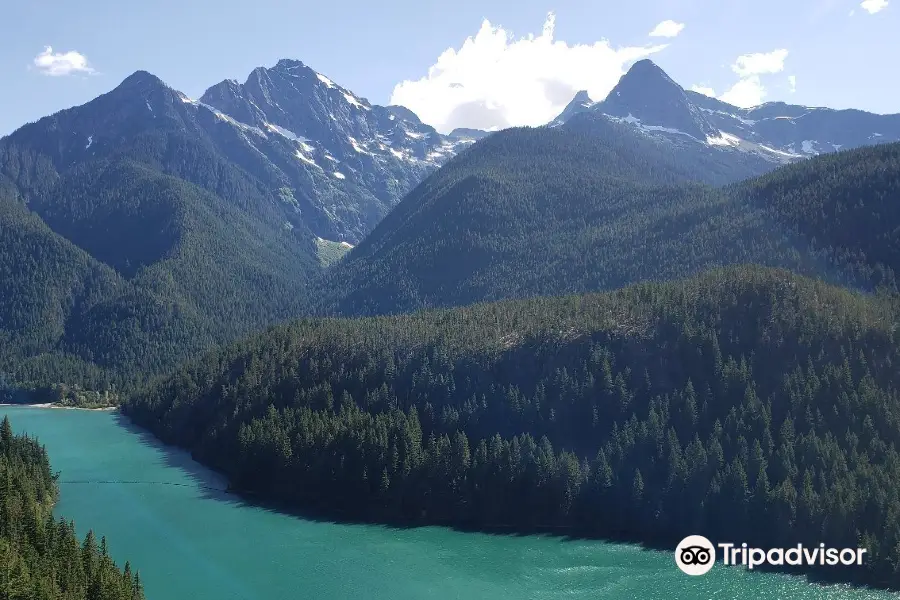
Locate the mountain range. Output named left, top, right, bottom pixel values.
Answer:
left=318, top=122, right=900, bottom=316
left=0, top=59, right=484, bottom=387
left=4, top=61, right=481, bottom=246
left=2, top=57, right=899, bottom=389
left=554, top=59, right=900, bottom=166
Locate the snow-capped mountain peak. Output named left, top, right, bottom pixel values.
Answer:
left=553, top=59, right=900, bottom=166
left=594, top=59, right=720, bottom=141
left=194, top=59, right=483, bottom=242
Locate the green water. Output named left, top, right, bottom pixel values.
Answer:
left=2, top=406, right=898, bottom=600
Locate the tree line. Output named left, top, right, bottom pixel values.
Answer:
left=1, top=416, right=145, bottom=599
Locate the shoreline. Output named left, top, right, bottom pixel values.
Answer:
left=14, top=405, right=899, bottom=594
left=0, top=402, right=118, bottom=412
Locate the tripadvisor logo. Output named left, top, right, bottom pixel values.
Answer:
left=675, top=535, right=716, bottom=575
left=674, top=535, right=868, bottom=575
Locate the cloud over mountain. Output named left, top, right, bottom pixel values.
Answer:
left=389, top=13, right=668, bottom=133
left=649, top=20, right=686, bottom=37
left=32, top=46, right=94, bottom=76
left=861, top=0, right=889, bottom=13
left=719, top=49, right=789, bottom=107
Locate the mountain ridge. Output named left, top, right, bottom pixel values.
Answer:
left=553, top=60, right=900, bottom=162
left=3, top=62, right=487, bottom=246
left=317, top=128, right=900, bottom=317
left=2, top=55, right=899, bottom=391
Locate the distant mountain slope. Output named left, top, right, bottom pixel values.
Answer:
left=688, top=91, right=900, bottom=155
left=555, top=59, right=900, bottom=164
left=735, top=142, right=900, bottom=289
left=318, top=131, right=900, bottom=317
left=125, top=265, right=900, bottom=589
left=0, top=179, right=198, bottom=388
left=0, top=156, right=317, bottom=389
left=0, top=60, right=481, bottom=390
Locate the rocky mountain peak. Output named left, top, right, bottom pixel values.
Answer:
left=595, top=60, right=719, bottom=141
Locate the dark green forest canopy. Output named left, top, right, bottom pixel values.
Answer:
left=0, top=139, right=318, bottom=392
left=318, top=139, right=900, bottom=317
left=0, top=416, right=145, bottom=599
left=126, top=265, right=900, bottom=588
left=734, top=141, right=900, bottom=290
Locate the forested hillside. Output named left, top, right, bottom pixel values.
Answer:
left=0, top=179, right=138, bottom=390
left=318, top=134, right=900, bottom=317
left=0, top=157, right=316, bottom=393
left=126, top=266, right=900, bottom=588
left=736, top=142, right=900, bottom=290
left=0, top=75, right=328, bottom=393
left=0, top=417, right=145, bottom=598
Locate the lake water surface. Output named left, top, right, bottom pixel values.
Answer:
left=2, top=405, right=897, bottom=600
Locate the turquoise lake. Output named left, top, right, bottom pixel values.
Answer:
left=2, top=405, right=898, bottom=600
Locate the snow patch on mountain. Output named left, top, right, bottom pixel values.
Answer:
left=347, top=136, right=367, bottom=154
left=643, top=123, right=690, bottom=136
left=758, top=144, right=802, bottom=158
left=264, top=122, right=302, bottom=142
left=295, top=149, right=321, bottom=170
left=342, top=92, right=366, bottom=109
left=608, top=114, right=695, bottom=140
left=316, top=73, right=336, bottom=88
left=698, top=107, right=757, bottom=127
left=193, top=101, right=269, bottom=138
left=706, top=132, right=740, bottom=147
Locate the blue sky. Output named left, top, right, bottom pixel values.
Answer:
left=1, top=0, right=896, bottom=135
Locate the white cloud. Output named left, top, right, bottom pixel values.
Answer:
left=32, top=46, right=94, bottom=76
left=731, top=49, right=788, bottom=77
left=719, top=75, right=767, bottom=108
left=690, top=84, right=716, bottom=97
left=649, top=20, right=686, bottom=37
left=713, top=49, right=789, bottom=108
left=389, top=13, right=668, bottom=133
left=860, top=0, right=888, bottom=13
